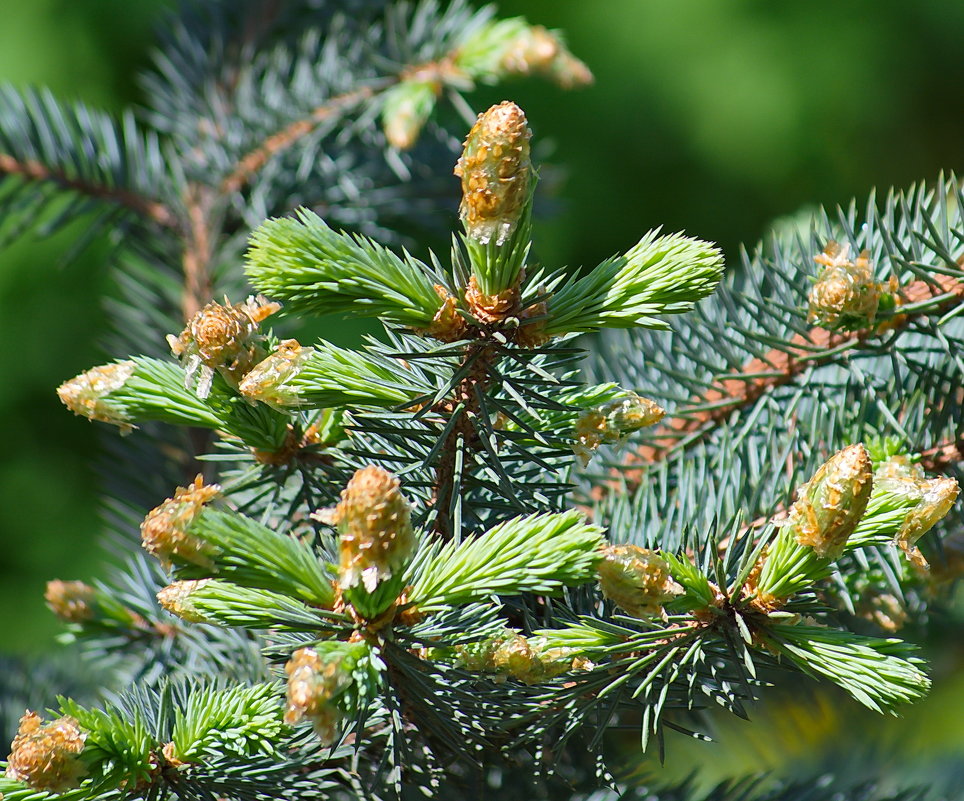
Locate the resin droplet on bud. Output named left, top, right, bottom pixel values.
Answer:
left=140, top=475, right=220, bottom=568
left=786, top=444, right=874, bottom=560
left=596, top=545, right=683, bottom=618
left=57, top=361, right=136, bottom=433
left=168, top=295, right=280, bottom=397
left=808, top=242, right=883, bottom=330
left=5, top=712, right=88, bottom=792
left=455, top=101, right=531, bottom=247
left=157, top=580, right=213, bottom=623
left=44, top=580, right=97, bottom=623
left=325, top=466, right=415, bottom=619
left=239, top=339, right=314, bottom=409
left=573, top=393, right=665, bottom=465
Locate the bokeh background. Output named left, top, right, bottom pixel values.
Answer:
left=2, top=0, right=963, bottom=789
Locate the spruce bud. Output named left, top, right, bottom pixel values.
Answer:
left=168, top=295, right=280, bottom=397
left=57, top=361, right=137, bottom=433
left=239, top=339, right=314, bottom=409
left=891, top=474, right=960, bottom=569
left=455, top=101, right=531, bottom=247
left=5, top=712, right=88, bottom=792
left=500, top=26, right=593, bottom=89
left=44, top=580, right=96, bottom=623
left=284, top=645, right=359, bottom=745
left=786, top=444, right=873, bottom=560
left=381, top=79, right=438, bottom=150
left=808, top=242, right=883, bottom=330
left=596, top=545, right=683, bottom=618
left=574, top=393, right=665, bottom=465
left=140, top=475, right=220, bottom=568
left=157, top=580, right=213, bottom=623
left=326, top=466, right=415, bottom=619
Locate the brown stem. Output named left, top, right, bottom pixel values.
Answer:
left=0, top=152, right=177, bottom=228
left=919, top=437, right=964, bottom=473
left=624, top=273, right=964, bottom=473
left=431, top=342, right=493, bottom=541
left=219, top=56, right=461, bottom=195
left=181, top=184, right=216, bottom=321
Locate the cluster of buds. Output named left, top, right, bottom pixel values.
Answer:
left=451, top=630, right=589, bottom=684
left=5, top=712, right=88, bottom=792
left=873, top=455, right=960, bottom=570
left=284, top=646, right=358, bottom=745
left=140, top=475, right=220, bottom=568
left=808, top=242, right=885, bottom=330
left=317, top=466, right=416, bottom=620
left=573, top=393, right=665, bottom=466
left=56, top=361, right=137, bottom=433
left=167, top=295, right=280, bottom=398
left=785, top=444, right=874, bottom=560
left=596, top=545, right=683, bottom=619
left=455, top=100, right=531, bottom=250
left=238, top=339, right=313, bottom=409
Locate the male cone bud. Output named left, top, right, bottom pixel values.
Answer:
left=786, top=444, right=874, bottom=560
left=596, top=545, right=683, bottom=618
left=322, top=466, right=415, bottom=619
left=455, top=101, right=531, bottom=248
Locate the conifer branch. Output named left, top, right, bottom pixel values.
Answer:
left=625, top=272, right=964, bottom=470
left=0, top=152, right=176, bottom=228
left=219, top=84, right=377, bottom=195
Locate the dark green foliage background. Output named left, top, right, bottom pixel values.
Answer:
left=0, top=0, right=963, bottom=790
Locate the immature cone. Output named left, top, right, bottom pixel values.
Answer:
left=596, top=545, right=683, bottom=618
left=168, top=295, right=280, bottom=396
left=573, top=393, right=665, bottom=466
left=786, top=444, right=874, bottom=560
left=5, top=712, right=88, bottom=792
left=455, top=101, right=531, bottom=247
left=284, top=647, right=354, bottom=745
left=326, top=466, right=415, bottom=619
left=140, top=475, right=220, bottom=568
left=45, top=580, right=97, bottom=623
left=808, top=242, right=883, bottom=330
left=239, top=339, right=314, bottom=408
left=57, top=361, right=136, bottom=433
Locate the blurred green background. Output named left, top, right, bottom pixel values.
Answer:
left=1, top=0, right=963, bottom=786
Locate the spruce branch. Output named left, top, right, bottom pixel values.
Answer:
left=246, top=208, right=445, bottom=329
left=408, top=511, right=604, bottom=612
left=544, top=230, right=725, bottom=336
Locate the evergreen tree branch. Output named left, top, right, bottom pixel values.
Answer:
left=625, top=272, right=964, bottom=470
left=0, top=152, right=176, bottom=228
left=220, top=83, right=379, bottom=195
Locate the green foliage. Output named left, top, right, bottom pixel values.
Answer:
left=246, top=210, right=444, bottom=329
left=544, top=230, right=725, bottom=335
left=408, top=511, right=605, bottom=611
left=176, top=509, right=337, bottom=609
